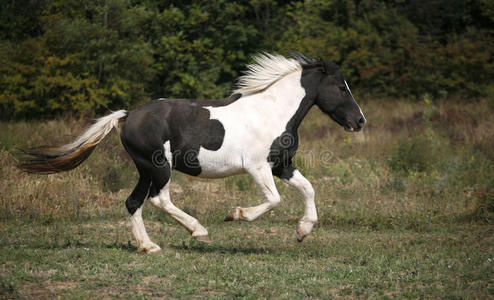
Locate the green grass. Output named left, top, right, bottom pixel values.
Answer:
left=1, top=99, right=494, bottom=298
left=1, top=219, right=492, bottom=299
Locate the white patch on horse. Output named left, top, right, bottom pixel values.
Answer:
left=163, top=141, right=172, bottom=167
left=197, top=70, right=306, bottom=178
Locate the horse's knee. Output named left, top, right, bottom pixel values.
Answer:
left=125, top=167, right=152, bottom=215
left=125, top=197, right=142, bottom=215
left=125, top=179, right=150, bottom=215
left=149, top=190, right=175, bottom=212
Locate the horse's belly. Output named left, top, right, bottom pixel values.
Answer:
left=196, top=148, right=246, bottom=178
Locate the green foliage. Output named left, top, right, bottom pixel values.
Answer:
left=0, top=0, right=155, bottom=118
left=278, top=0, right=494, bottom=98
left=472, top=184, right=494, bottom=221
left=388, top=131, right=442, bottom=174
left=0, top=0, right=493, bottom=118
left=150, top=1, right=259, bottom=99
left=389, top=138, right=431, bottom=173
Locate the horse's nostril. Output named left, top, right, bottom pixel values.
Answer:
left=358, top=117, right=365, bottom=126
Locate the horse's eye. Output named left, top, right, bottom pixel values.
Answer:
left=339, top=86, right=347, bottom=92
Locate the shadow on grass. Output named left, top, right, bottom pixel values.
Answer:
left=9, top=240, right=138, bottom=253
left=169, top=242, right=274, bottom=255
left=104, top=241, right=138, bottom=252
left=167, top=240, right=331, bottom=259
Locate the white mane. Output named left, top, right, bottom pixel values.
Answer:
left=233, top=53, right=302, bottom=94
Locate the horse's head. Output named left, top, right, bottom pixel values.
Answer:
left=294, top=52, right=366, bottom=132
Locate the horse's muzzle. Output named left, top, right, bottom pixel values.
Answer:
left=344, top=116, right=365, bottom=132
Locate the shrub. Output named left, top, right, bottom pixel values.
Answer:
left=472, top=184, right=494, bottom=222
left=389, top=135, right=434, bottom=174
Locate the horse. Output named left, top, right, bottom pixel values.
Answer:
left=18, top=52, right=365, bottom=254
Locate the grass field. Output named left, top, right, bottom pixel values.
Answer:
left=1, top=98, right=493, bottom=298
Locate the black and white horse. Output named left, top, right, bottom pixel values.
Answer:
left=19, top=53, right=365, bottom=253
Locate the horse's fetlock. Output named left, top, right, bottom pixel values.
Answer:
left=304, top=216, right=318, bottom=224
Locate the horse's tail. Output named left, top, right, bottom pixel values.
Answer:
left=17, top=110, right=128, bottom=174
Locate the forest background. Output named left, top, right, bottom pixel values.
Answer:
left=1, top=0, right=493, bottom=119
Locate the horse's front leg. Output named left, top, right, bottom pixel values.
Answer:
left=283, top=169, right=318, bottom=242
left=225, top=163, right=281, bottom=222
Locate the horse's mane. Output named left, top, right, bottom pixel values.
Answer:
left=233, top=53, right=302, bottom=94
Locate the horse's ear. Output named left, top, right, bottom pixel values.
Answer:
left=290, top=51, right=321, bottom=65
left=290, top=50, right=326, bottom=71
left=290, top=50, right=310, bottom=64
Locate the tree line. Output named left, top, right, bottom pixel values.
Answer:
left=1, top=0, right=493, bottom=118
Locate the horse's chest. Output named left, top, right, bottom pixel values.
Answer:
left=195, top=113, right=290, bottom=178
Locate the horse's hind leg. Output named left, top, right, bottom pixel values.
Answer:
left=126, top=175, right=162, bottom=254
left=148, top=142, right=210, bottom=243
left=149, top=179, right=211, bottom=243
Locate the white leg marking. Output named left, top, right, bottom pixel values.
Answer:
left=284, top=170, right=317, bottom=242
left=150, top=182, right=210, bottom=242
left=225, top=164, right=281, bottom=222
left=131, top=206, right=162, bottom=253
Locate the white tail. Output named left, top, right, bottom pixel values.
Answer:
left=18, top=110, right=127, bottom=174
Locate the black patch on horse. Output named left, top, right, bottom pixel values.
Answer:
left=268, top=64, right=321, bottom=180
left=122, top=96, right=240, bottom=178
left=120, top=95, right=242, bottom=214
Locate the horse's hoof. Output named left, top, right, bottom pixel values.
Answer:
left=147, top=247, right=163, bottom=254
left=296, top=227, right=306, bottom=243
left=296, top=220, right=316, bottom=242
left=194, top=235, right=211, bottom=244
left=296, top=223, right=309, bottom=243
left=224, top=207, right=239, bottom=221
left=138, top=243, right=162, bottom=254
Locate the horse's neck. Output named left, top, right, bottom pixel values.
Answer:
left=247, top=70, right=312, bottom=132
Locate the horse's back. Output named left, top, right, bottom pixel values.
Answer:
left=121, top=98, right=242, bottom=177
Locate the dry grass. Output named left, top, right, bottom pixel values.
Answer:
left=0, top=98, right=493, bottom=226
